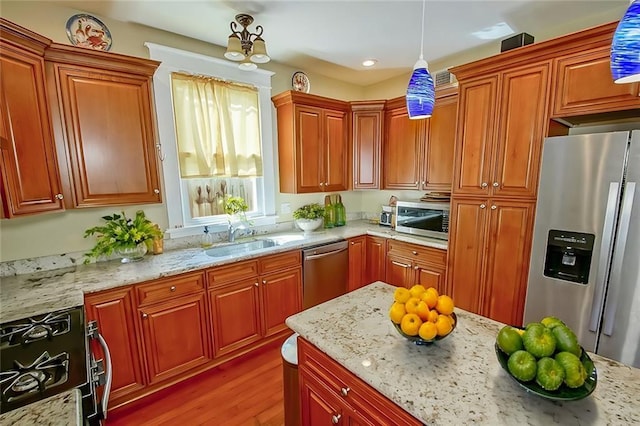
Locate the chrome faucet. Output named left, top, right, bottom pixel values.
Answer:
left=227, top=221, right=249, bottom=242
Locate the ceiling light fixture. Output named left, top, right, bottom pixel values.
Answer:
left=406, top=0, right=434, bottom=119
left=224, top=13, right=270, bottom=71
left=611, top=0, right=640, bottom=83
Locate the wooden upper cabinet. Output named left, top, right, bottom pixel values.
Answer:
left=351, top=101, right=385, bottom=189
left=0, top=20, right=64, bottom=217
left=273, top=91, right=349, bottom=193
left=383, top=98, right=424, bottom=190
left=424, top=89, right=458, bottom=192
left=552, top=46, right=640, bottom=117
left=45, top=44, right=162, bottom=208
left=452, top=63, right=550, bottom=199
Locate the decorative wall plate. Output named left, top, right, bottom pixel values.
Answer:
left=65, top=14, right=112, bottom=51
left=292, top=71, right=310, bottom=93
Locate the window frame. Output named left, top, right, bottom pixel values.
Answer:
left=145, top=42, right=276, bottom=238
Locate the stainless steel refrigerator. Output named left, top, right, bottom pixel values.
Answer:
left=524, top=130, right=640, bottom=368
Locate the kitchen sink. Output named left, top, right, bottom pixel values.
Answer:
left=205, top=239, right=278, bottom=258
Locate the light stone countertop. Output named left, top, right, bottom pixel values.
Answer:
left=285, top=282, right=640, bottom=425
left=0, top=389, right=82, bottom=425
left=0, top=221, right=446, bottom=323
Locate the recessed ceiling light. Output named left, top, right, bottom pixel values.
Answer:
left=362, top=59, right=377, bottom=67
left=471, top=22, right=515, bottom=40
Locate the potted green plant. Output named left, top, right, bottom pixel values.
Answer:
left=293, top=203, right=325, bottom=234
left=223, top=195, right=250, bottom=224
left=84, top=210, right=163, bottom=264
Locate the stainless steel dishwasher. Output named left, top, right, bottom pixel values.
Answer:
left=302, top=240, right=349, bottom=309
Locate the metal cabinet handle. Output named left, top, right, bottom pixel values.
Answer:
left=153, top=188, right=160, bottom=194
left=412, top=250, right=418, bottom=255
left=493, top=182, right=499, bottom=187
left=480, top=204, right=486, bottom=209
left=391, top=261, right=410, bottom=268
left=340, top=387, right=350, bottom=396
left=332, top=414, right=341, bottom=424
left=55, top=193, right=64, bottom=200
left=141, top=313, right=148, bottom=319
left=491, top=205, right=497, bottom=210
left=170, top=286, right=176, bottom=292
left=481, top=182, right=488, bottom=188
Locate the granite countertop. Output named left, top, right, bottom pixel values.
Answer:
left=286, top=282, right=640, bottom=425
left=0, top=389, right=82, bottom=425
left=0, top=221, right=446, bottom=323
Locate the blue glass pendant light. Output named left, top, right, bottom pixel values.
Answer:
left=406, top=0, right=435, bottom=119
left=611, top=0, right=640, bottom=83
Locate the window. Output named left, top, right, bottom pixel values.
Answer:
left=146, top=43, right=276, bottom=238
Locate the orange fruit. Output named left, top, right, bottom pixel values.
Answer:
left=418, top=321, right=438, bottom=340
left=435, top=295, right=455, bottom=315
left=409, top=284, right=426, bottom=299
left=427, top=310, right=439, bottom=323
left=421, top=289, right=438, bottom=309
left=435, top=314, right=453, bottom=336
left=415, top=301, right=431, bottom=321
left=405, top=297, right=421, bottom=314
left=400, top=313, right=422, bottom=336
left=393, top=287, right=411, bottom=304
left=389, top=302, right=406, bottom=324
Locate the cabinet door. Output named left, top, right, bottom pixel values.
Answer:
left=415, top=261, right=446, bottom=295
left=447, top=198, right=489, bottom=313
left=482, top=201, right=535, bottom=326
left=208, top=280, right=261, bottom=357
left=383, top=105, right=423, bottom=189
left=139, top=293, right=210, bottom=384
left=348, top=236, right=367, bottom=291
left=493, top=62, right=550, bottom=198
left=260, top=267, right=302, bottom=337
left=385, top=254, right=414, bottom=289
left=424, top=92, right=457, bottom=192
left=365, top=236, right=386, bottom=284
left=352, top=104, right=384, bottom=189
left=553, top=46, right=640, bottom=117
left=53, top=65, right=161, bottom=207
left=324, top=109, right=348, bottom=192
left=85, top=287, right=146, bottom=403
left=452, top=76, right=498, bottom=196
left=300, top=370, right=345, bottom=426
left=295, top=104, right=324, bottom=192
left=0, top=43, right=63, bottom=216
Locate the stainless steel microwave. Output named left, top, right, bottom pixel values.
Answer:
left=394, top=201, right=449, bottom=240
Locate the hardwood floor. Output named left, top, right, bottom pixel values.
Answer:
left=106, top=339, right=287, bottom=426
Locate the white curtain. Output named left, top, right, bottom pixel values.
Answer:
left=170, top=73, right=263, bottom=178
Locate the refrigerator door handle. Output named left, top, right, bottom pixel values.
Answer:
left=602, top=182, right=636, bottom=337
left=589, top=182, right=620, bottom=333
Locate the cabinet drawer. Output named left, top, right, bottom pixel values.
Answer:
left=258, top=250, right=301, bottom=274
left=387, top=240, right=446, bottom=267
left=136, top=272, right=205, bottom=306
left=207, top=260, right=258, bottom=287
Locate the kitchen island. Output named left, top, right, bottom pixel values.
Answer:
left=285, top=282, right=640, bottom=425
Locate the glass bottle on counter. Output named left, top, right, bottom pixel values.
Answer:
left=324, top=203, right=336, bottom=228
left=335, top=200, right=346, bottom=226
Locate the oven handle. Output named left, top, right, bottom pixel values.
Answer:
left=96, top=332, right=112, bottom=420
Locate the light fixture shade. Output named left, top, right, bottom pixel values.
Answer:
left=406, top=59, right=435, bottom=119
left=224, top=34, right=244, bottom=61
left=611, top=0, right=640, bottom=83
left=250, top=38, right=270, bottom=64
left=238, top=57, right=258, bottom=71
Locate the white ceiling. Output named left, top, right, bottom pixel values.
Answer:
left=57, top=0, right=628, bottom=86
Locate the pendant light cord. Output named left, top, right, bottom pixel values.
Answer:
left=420, top=0, right=426, bottom=60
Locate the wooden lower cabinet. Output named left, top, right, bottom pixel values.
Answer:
left=447, top=197, right=535, bottom=326
left=85, top=286, right=146, bottom=405
left=138, top=292, right=211, bottom=384
left=348, top=236, right=366, bottom=291
left=299, top=338, right=421, bottom=426
left=261, top=267, right=303, bottom=337
left=385, top=241, right=447, bottom=293
left=365, top=236, right=386, bottom=284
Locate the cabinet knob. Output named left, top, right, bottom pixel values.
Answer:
left=255, top=282, right=259, bottom=287
left=415, top=181, right=419, bottom=185
left=262, top=279, right=267, bottom=285
left=340, top=387, right=350, bottom=396
left=332, top=414, right=341, bottom=424
left=422, top=180, right=426, bottom=185
left=170, top=286, right=176, bottom=292
left=412, top=251, right=418, bottom=255
left=493, top=182, right=499, bottom=187
left=142, top=313, right=148, bottom=319
left=55, top=193, right=64, bottom=200
left=481, top=182, right=488, bottom=188
left=320, top=182, right=324, bottom=186
left=153, top=188, right=160, bottom=194
left=414, top=266, right=419, bottom=270
left=351, top=242, right=355, bottom=245
left=491, top=205, right=497, bottom=210
left=480, top=204, right=486, bottom=209
left=354, top=181, right=358, bottom=185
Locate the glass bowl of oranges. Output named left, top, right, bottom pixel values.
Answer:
left=389, top=285, right=457, bottom=345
